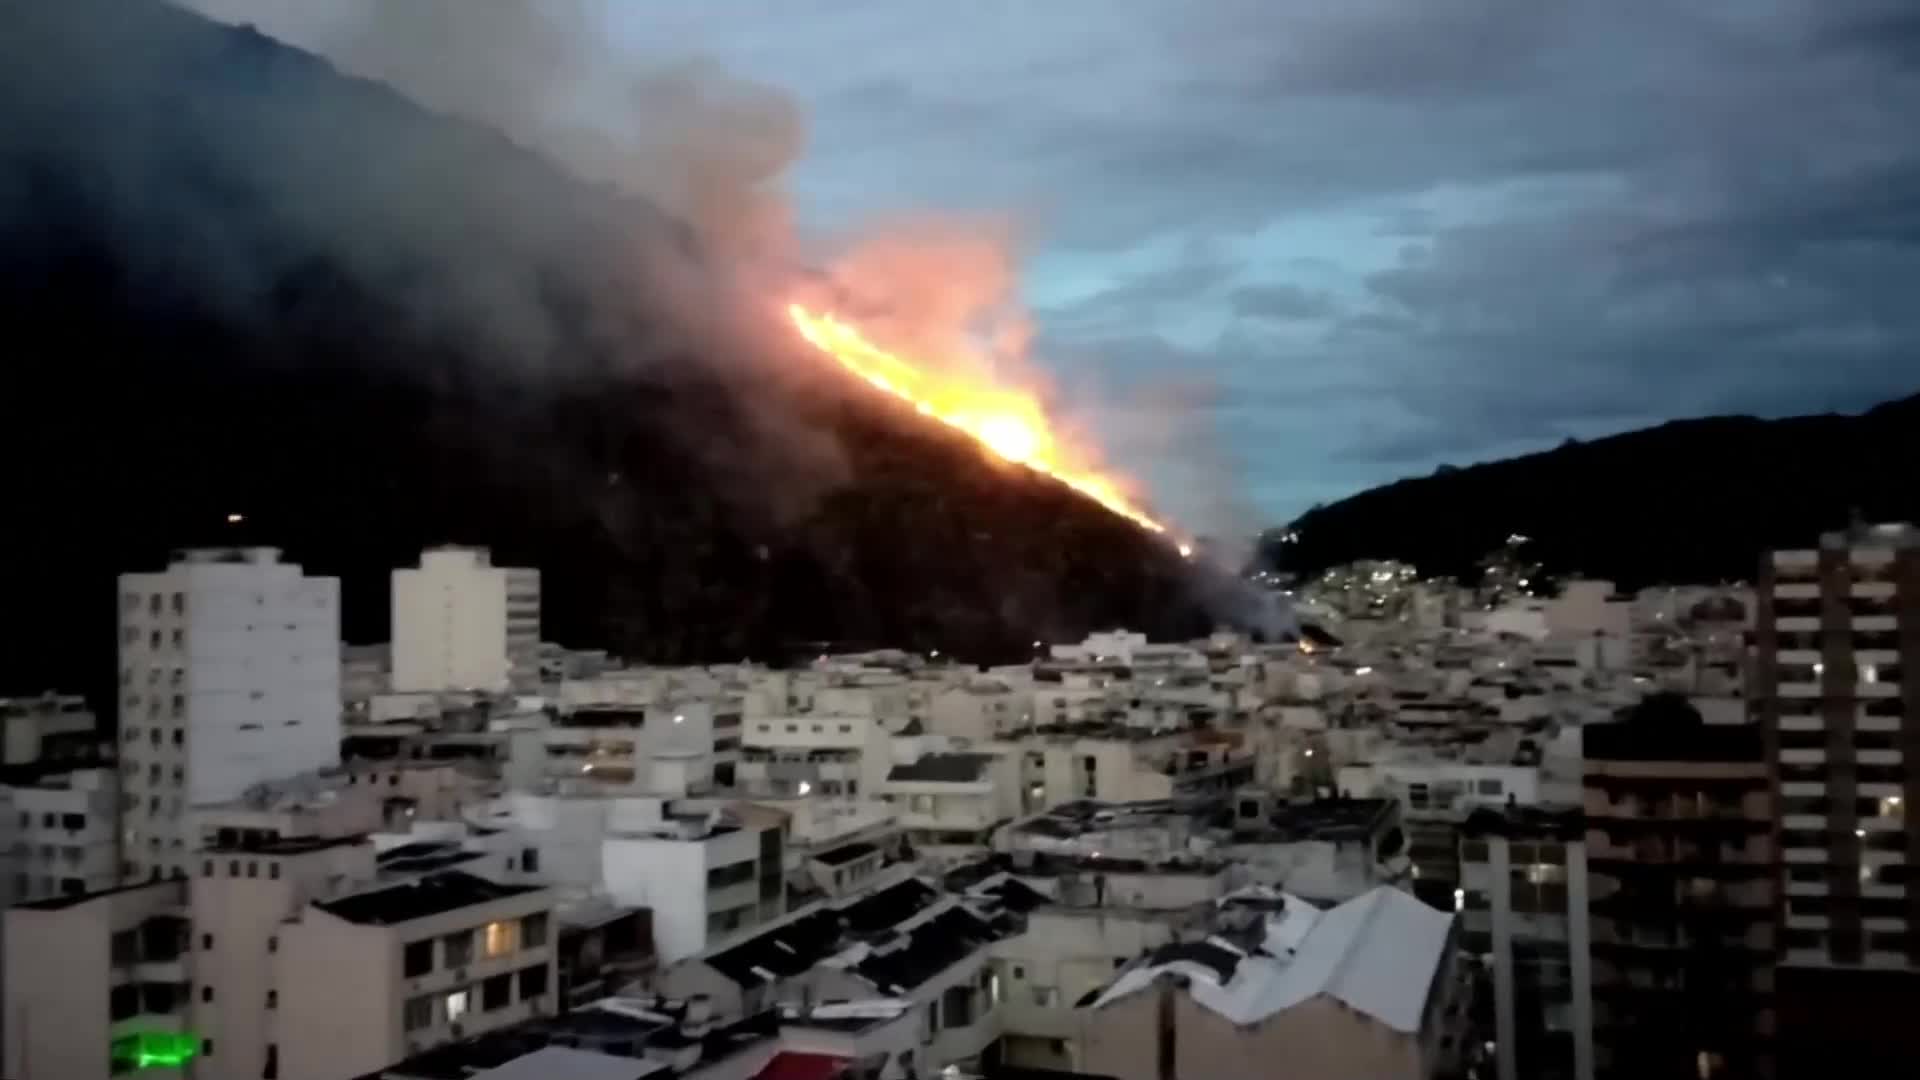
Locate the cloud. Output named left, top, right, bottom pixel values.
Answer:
left=1230, top=284, right=1338, bottom=322
left=132, top=0, right=1920, bottom=523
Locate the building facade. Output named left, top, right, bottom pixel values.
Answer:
left=118, top=547, right=341, bottom=881
left=390, top=547, right=540, bottom=694
left=1754, top=523, right=1920, bottom=1071
left=1459, top=805, right=1593, bottom=1080
left=1582, top=704, right=1774, bottom=1080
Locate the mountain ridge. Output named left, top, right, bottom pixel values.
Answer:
left=0, top=0, right=1210, bottom=706
left=1267, top=392, right=1920, bottom=586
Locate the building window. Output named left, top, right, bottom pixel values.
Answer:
left=521, top=912, right=548, bottom=949
left=202, top=933, right=214, bottom=950
left=246, top=862, right=258, bottom=879
left=268, top=936, right=277, bottom=954
left=201, top=986, right=213, bottom=1003
left=202, top=1039, right=213, bottom=1058
left=443, top=930, right=474, bottom=968
left=269, top=862, right=281, bottom=880
left=443, top=989, right=470, bottom=1025
left=517, top=964, right=548, bottom=1000
left=263, top=1044, right=278, bottom=1080
left=403, top=995, right=433, bottom=1032
left=1476, top=778, right=1504, bottom=796
left=403, top=939, right=433, bottom=977
left=522, top=848, right=540, bottom=874
left=482, top=920, right=519, bottom=958
left=266, top=990, right=277, bottom=1009
left=482, top=973, right=512, bottom=1011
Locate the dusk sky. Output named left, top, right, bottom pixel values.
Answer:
left=614, top=0, right=1919, bottom=525
left=189, top=0, right=1920, bottom=529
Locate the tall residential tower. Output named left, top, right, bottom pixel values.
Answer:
left=1755, top=522, right=1919, bottom=1071
left=117, top=547, right=340, bottom=881
left=391, top=546, right=540, bottom=694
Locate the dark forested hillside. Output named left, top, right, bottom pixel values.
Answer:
left=1266, top=393, right=1920, bottom=586
left=0, top=0, right=1209, bottom=706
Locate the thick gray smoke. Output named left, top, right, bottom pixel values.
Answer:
left=177, top=0, right=807, bottom=353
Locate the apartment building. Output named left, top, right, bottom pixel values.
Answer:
left=2, top=878, right=190, bottom=1080
left=1582, top=702, right=1774, bottom=1080
left=1, top=692, right=98, bottom=765
left=1459, top=805, right=1593, bottom=1080
left=738, top=707, right=885, bottom=800
left=1754, top=522, right=1920, bottom=1071
left=118, top=547, right=342, bottom=881
left=469, top=794, right=784, bottom=964
left=279, top=871, right=556, bottom=1080
left=543, top=702, right=724, bottom=793
left=390, top=547, right=540, bottom=694
left=879, top=752, right=1009, bottom=862
left=3, top=765, right=120, bottom=902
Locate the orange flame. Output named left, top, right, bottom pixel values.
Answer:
left=787, top=302, right=1177, bottom=541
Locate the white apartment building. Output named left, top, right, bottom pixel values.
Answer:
left=1, top=692, right=98, bottom=765
left=466, top=793, right=784, bottom=964
left=3, top=767, right=120, bottom=903
left=390, top=547, right=540, bottom=694
left=280, top=871, right=556, bottom=1080
left=738, top=707, right=887, bottom=800
left=118, top=547, right=341, bottom=881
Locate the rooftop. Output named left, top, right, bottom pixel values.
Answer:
left=1091, top=886, right=1453, bottom=1032
left=885, top=752, right=994, bottom=784
left=466, top=1047, right=663, bottom=1080
left=812, top=841, right=879, bottom=867
left=1460, top=803, right=1584, bottom=841
left=13, top=878, right=176, bottom=912
left=204, top=834, right=364, bottom=857
left=316, top=871, right=539, bottom=926
left=371, top=1002, right=777, bottom=1080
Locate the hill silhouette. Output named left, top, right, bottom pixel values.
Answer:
left=1265, top=393, right=1920, bottom=586
left=0, top=0, right=1209, bottom=706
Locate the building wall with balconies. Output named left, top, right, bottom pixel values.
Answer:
left=3, top=878, right=189, bottom=1080
left=278, top=881, right=555, bottom=1080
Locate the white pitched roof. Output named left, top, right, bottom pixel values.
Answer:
left=468, top=1046, right=664, bottom=1080
left=1093, top=886, right=1453, bottom=1033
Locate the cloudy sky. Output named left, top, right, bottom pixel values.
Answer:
left=190, top=0, right=1920, bottom=530
left=596, top=0, right=1919, bottom=526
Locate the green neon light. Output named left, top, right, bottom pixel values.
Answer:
left=112, top=1031, right=199, bottom=1070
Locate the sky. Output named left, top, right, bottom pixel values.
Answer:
left=594, top=0, right=1920, bottom=527
left=185, top=0, right=1920, bottom=531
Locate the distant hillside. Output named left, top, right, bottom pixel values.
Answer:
left=0, top=0, right=1212, bottom=706
left=1264, top=393, right=1920, bottom=586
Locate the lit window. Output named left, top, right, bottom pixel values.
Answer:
left=443, top=989, right=470, bottom=1024
left=483, top=920, right=519, bottom=958
left=1861, top=664, right=1879, bottom=684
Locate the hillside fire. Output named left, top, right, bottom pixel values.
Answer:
left=787, top=301, right=1186, bottom=553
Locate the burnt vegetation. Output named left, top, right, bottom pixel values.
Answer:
left=0, top=0, right=1207, bottom=704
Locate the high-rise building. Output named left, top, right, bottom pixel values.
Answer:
left=1582, top=700, right=1775, bottom=1080
left=1755, top=522, right=1920, bottom=1071
left=117, top=547, right=340, bottom=881
left=1459, top=804, right=1594, bottom=1080
left=391, top=546, right=540, bottom=694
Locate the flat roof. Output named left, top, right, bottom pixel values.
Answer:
left=13, top=879, right=176, bottom=912
left=813, top=841, right=879, bottom=867
left=885, top=753, right=994, bottom=784
left=205, top=835, right=364, bottom=856
left=316, top=871, right=539, bottom=926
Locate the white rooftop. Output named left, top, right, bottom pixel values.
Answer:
left=467, top=1045, right=664, bottom=1080
left=1094, top=885, right=1453, bottom=1032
